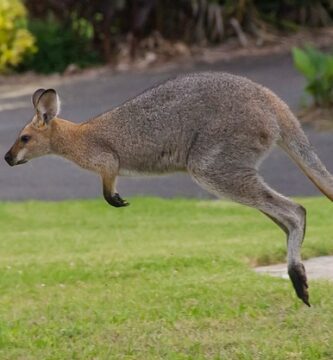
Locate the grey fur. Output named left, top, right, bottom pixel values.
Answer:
left=6, top=72, right=333, bottom=305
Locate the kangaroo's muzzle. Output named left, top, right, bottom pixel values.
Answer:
left=4, top=152, right=14, bottom=166
left=4, top=151, right=27, bottom=166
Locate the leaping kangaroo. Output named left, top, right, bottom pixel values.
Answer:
left=5, top=72, right=333, bottom=306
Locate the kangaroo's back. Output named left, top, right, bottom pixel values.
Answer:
left=89, top=72, right=280, bottom=172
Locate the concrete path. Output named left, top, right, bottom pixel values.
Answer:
left=255, top=256, right=333, bottom=281
left=1, top=52, right=333, bottom=201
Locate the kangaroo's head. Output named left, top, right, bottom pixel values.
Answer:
left=4, top=88, right=60, bottom=166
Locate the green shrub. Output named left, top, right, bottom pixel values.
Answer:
left=0, top=0, right=36, bottom=73
left=21, top=16, right=101, bottom=74
left=292, top=46, right=333, bottom=107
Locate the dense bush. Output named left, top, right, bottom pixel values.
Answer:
left=4, top=0, right=331, bottom=74
left=20, top=16, right=100, bottom=74
left=24, top=0, right=333, bottom=64
left=292, top=46, right=333, bottom=107
left=0, top=0, right=35, bottom=72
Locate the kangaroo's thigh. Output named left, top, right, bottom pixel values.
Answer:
left=187, top=127, right=277, bottom=175
left=186, top=142, right=266, bottom=201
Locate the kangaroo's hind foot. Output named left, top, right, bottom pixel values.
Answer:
left=288, top=262, right=310, bottom=306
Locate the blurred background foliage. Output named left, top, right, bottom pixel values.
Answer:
left=293, top=46, right=333, bottom=107
left=2, top=0, right=333, bottom=74
left=19, top=16, right=100, bottom=74
left=0, top=0, right=35, bottom=72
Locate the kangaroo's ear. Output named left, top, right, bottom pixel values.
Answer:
left=34, top=89, right=60, bottom=123
left=32, top=88, right=46, bottom=108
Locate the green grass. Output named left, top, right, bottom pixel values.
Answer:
left=0, top=196, right=332, bottom=359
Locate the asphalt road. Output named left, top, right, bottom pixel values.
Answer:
left=1, top=53, right=333, bottom=202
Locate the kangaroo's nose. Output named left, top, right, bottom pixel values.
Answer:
left=4, top=152, right=14, bottom=166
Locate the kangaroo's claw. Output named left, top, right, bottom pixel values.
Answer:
left=104, top=192, right=130, bottom=207
left=288, top=262, right=310, bottom=307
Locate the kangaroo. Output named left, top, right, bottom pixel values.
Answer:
left=5, top=72, right=333, bottom=306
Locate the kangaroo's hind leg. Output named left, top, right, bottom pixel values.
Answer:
left=188, top=160, right=309, bottom=306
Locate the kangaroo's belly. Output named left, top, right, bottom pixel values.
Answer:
left=118, top=145, right=188, bottom=175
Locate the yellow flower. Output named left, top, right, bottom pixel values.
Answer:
left=0, top=0, right=36, bottom=72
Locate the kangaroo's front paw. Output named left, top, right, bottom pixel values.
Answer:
left=104, top=192, right=129, bottom=207
left=288, top=262, right=310, bottom=307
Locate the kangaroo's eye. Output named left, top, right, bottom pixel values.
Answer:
left=20, top=135, right=31, bottom=143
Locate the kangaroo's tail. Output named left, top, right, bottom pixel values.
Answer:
left=274, top=97, right=333, bottom=201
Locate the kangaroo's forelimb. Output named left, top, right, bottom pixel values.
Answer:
left=101, top=172, right=129, bottom=208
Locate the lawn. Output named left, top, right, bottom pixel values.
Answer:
left=0, top=196, right=332, bottom=359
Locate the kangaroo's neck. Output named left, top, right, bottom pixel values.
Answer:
left=50, top=118, right=86, bottom=161
left=49, top=117, right=118, bottom=175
